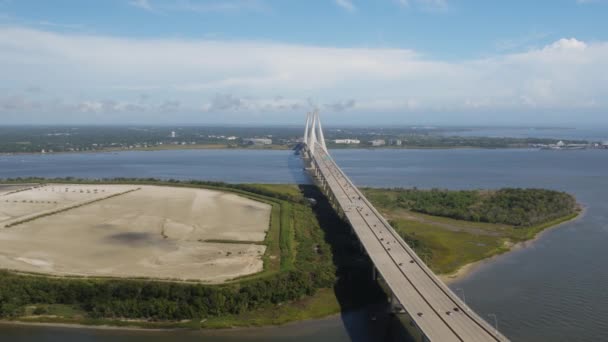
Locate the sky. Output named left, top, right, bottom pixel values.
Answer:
left=0, top=0, right=607, bottom=126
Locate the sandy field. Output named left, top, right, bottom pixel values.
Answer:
left=0, top=184, right=271, bottom=283
left=0, top=184, right=40, bottom=196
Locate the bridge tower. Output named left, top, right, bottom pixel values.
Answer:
left=303, top=110, right=328, bottom=155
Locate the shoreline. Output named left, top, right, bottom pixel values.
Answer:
left=0, top=145, right=289, bottom=157
left=440, top=207, right=586, bottom=285
left=0, top=320, right=180, bottom=332
left=0, top=312, right=345, bottom=333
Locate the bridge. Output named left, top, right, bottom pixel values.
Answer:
left=301, top=111, right=509, bottom=342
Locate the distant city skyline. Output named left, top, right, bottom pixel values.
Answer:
left=1, top=0, right=607, bottom=125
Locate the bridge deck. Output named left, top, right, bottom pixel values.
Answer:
left=309, top=144, right=508, bottom=342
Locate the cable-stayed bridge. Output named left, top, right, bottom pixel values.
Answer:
left=301, top=110, right=509, bottom=342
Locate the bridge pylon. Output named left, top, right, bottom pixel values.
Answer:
left=303, top=110, right=328, bottom=155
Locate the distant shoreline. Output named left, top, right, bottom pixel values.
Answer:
left=0, top=145, right=566, bottom=157
left=0, top=144, right=290, bottom=156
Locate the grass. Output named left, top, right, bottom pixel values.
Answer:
left=390, top=217, right=511, bottom=274
left=279, top=202, right=295, bottom=270
left=244, top=184, right=304, bottom=201
left=23, top=304, right=86, bottom=318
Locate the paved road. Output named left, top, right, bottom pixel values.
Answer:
left=308, top=145, right=509, bottom=342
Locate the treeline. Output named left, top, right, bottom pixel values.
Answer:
left=0, top=179, right=335, bottom=321
left=0, top=270, right=316, bottom=319
left=366, top=188, right=578, bottom=227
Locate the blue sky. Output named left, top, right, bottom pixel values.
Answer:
left=0, top=0, right=607, bottom=125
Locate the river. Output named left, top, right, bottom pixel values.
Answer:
left=1, top=148, right=607, bottom=341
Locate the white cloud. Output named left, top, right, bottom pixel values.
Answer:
left=335, top=0, right=356, bottom=12
left=0, top=27, right=607, bottom=124
left=545, top=38, right=587, bottom=51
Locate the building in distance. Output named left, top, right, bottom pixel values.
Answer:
left=389, top=139, right=402, bottom=146
left=333, top=139, right=360, bottom=144
left=370, top=139, right=386, bottom=147
left=243, top=138, right=272, bottom=145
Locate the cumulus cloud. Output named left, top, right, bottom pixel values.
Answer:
left=545, top=38, right=587, bottom=51
left=0, top=27, right=607, bottom=124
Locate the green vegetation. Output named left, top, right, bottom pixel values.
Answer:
left=364, top=187, right=577, bottom=226
left=364, top=187, right=580, bottom=275
left=0, top=178, right=384, bottom=329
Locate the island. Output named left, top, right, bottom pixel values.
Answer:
left=363, top=187, right=581, bottom=281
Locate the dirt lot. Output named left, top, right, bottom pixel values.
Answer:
left=0, top=184, right=271, bottom=283
left=0, top=184, right=40, bottom=196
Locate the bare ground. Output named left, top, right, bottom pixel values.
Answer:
left=0, top=184, right=271, bottom=283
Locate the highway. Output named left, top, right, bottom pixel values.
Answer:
left=307, top=143, right=509, bottom=342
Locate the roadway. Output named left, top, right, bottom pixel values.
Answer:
left=308, top=143, right=509, bottom=342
